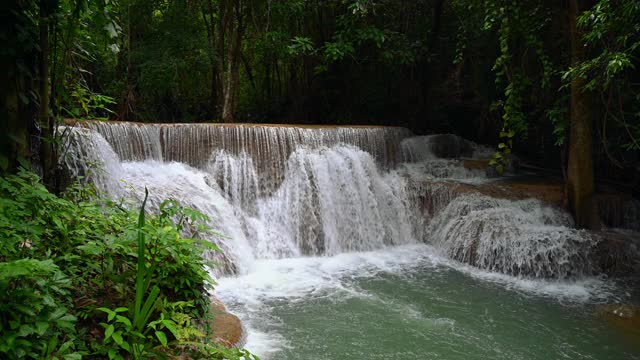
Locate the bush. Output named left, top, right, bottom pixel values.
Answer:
left=0, top=259, right=79, bottom=359
left=0, top=170, right=256, bottom=359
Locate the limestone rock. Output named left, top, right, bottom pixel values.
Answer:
left=207, top=296, right=246, bottom=348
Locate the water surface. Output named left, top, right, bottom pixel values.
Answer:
left=216, top=245, right=640, bottom=360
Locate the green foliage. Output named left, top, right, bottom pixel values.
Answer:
left=61, top=81, right=117, bottom=120
left=0, top=170, right=255, bottom=359
left=476, top=1, right=561, bottom=171
left=563, top=0, right=640, bottom=153
left=0, top=259, right=80, bottom=359
left=50, top=0, right=122, bottom=120
left=287, top=37, right=315, bottom=57
left=568, top=0, right=639, bottom=90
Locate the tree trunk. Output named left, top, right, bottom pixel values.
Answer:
left=420, top=0, right=445, bottom=133
left=1, top=57, right=30, bottom=173
left=39, top=0, right=55, bottom=189
left=221, top=0, right=243, bottom=123
left=566, top=0, right=598, bottom=229
left=204, top=0, right=220, bottom=118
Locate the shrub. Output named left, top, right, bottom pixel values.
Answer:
left=0, top=170, right=257, bottom=359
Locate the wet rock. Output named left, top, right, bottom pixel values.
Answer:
left=598, top=305, right=640, bottom=337
left=596, top=194, right=640, bottom=231
left=173, top=297, right=246, bottom=359
left=427, top=134, right=475, bottom=158
left=463, top=159, right=499, bottom=177
left=463, top=159, right=490, bottom=170
left=413, top=180, right=566, bottom=218
left=593, top=231, right=640, bottom=276
left=207, top=296, right=245, bottom=348
left=498, top=181, right=565, bottom=206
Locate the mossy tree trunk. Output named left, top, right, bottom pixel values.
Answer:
left=566, top=0, right=599, bottom=229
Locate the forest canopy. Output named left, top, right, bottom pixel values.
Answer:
left=1, top=0, right=639, bottom=224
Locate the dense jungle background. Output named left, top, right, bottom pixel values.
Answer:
left=2, top=0, right=640, bottom=220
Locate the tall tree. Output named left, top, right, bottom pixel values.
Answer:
left=566, top=0, right=598, bottom=229
left=221, top=0, right=244, bottom=123
left=39, top=0, right=56, bottom=188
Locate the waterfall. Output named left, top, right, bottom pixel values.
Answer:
left=86, top=122, right=411, bottom=194
left=248, top=145, right=422, bottom=257
left=62, top=121, right=618, bottom=279
left=426, top=194, right=596, bottom=278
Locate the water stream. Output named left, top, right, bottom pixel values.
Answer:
left=62, top=123, right=640, bottom=359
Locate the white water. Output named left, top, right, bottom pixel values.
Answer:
left=427, top=194, right=596, bottom=278
left=61, top=123, right=634, bottom=358
left=61, top=124, right=609, bottom=278
left=214, top=245, right=618, bottom=357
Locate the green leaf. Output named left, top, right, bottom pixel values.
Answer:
left=161, top=320, right=178, bottom=337
left=35, top=321, right=49, bottom=336
left=155, top=331, right=168, bottom=346
left=105, top=324, right=114, bottom=340
left=112, top=331, right=124, bottom=346
left=134, top=189, right=149, bottom=320
left=115, top=315, right=132, bottom=328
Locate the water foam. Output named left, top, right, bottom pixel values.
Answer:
left=214, top=245, right=616, bottom=358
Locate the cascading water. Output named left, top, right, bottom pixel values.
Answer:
left=61, top=126, right=124, bottom=196
left=63, top=123, right=423, bottom=274
left=62, top=122, right=609, bottom=278
left=62, top=122, right=639, bottom=360
left=86, top=122, right=411, bottom=193
left=248, top=145, right=422, bottom=257
left=398, top=134, right=496, bottom=182
left=426, top=194, right=596, bottom=278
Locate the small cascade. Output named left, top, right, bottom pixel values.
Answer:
left=400, top=134, right=491, bottom=161
left=88, top=122, right=163, bottom=162
left=60, top=126, right=124, bottom=196
left=117, top=161, right=256, bottom=275
left=207, top=150, right=260, bottom=213
left=597, top=195, right=640, bottom=231
left=249, top=145, right=422, bottom=257
left=399, top=134, right=496, bottom=182
left=427, top=194, right=597, bottom=278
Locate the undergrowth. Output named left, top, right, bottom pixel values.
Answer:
left=0, top=170, right=257, bottom=359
